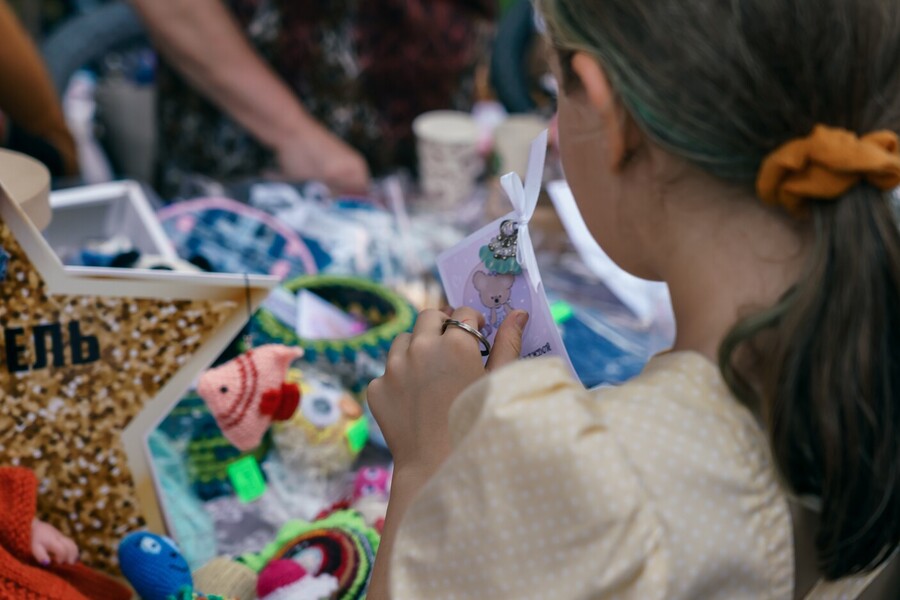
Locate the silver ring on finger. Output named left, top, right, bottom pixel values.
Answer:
left=441, top=319, right=491, bottom=357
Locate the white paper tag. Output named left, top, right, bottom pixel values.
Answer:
left=260, top=287, right=367, bottom=339
left=295, top=290, right=367, bottom=340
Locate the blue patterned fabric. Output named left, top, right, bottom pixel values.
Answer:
left=157, top=197, right=317, bottom=278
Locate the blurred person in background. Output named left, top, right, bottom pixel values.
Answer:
left=130, top=0, right=496, bottom=197
left=0, top=0, right=78, bottom=178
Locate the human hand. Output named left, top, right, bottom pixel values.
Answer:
left=367, top=307, right=528, bottom=479
left=274, top=123, right=371, bottom=196
left=31, top=518, right=79, bottom=565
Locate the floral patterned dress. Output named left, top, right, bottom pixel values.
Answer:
left=156, top=0, right=495, bottom=196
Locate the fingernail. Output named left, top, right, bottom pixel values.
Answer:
left=40, top=559, right=49, bottom=566
left=515, top=311, right=529, bottom=329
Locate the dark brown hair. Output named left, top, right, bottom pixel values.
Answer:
left=540, top=0, right=900, bottom=579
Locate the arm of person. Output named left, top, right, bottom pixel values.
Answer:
left=366, top=464, right=433, bottom=600
left=375, top=357, right=669, bottom=599
left=366, top=306, right=668, bottom=599
left=128, top=0, right=370, bottom=193
left=0, top=0, right=77, bottom=176
left=366, top=307, right=527, bottom=600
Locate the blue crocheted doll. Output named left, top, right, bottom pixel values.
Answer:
left=118, top=532, right=193, bottom=600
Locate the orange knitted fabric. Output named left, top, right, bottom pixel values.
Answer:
left=0, top=467, right=131, bottom=600
left=756, top=124, right=900, bottom=217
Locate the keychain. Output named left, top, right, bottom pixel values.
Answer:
left=437, top=130, right=575, bottom=373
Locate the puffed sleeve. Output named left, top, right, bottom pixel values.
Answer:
left=390, top=358, right=671, bottom=599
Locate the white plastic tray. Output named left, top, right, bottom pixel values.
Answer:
left=45, top=180, right=176, bottom=263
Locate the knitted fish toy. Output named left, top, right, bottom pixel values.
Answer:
left=118, top=532, right=193, bottom=600
left=197, top=344, right=304, bottom=451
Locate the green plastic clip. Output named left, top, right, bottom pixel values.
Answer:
left=227, top=456, right=267, bottom=503
left=346, top=417, right=370, bottom=454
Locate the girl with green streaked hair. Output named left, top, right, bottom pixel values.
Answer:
left=366, top=1, right=900, bottom=597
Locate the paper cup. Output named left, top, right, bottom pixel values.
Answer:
left=414, top=111, right=482, bottom=209
left=494, top=115, right=549, bottom=179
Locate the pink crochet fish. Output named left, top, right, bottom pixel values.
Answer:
left=197, top=344, right=304, bottom=451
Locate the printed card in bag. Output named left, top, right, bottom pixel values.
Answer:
left=437, top=131, right=575, bottom=373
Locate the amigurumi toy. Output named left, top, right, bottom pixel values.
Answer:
left=197, top=344, right=304, bottom=451
left=118, top=532, right=193, bottom=600
left=271, top=369, right=369, bottom=476
left=256, top=559, right=338, bottom=600
left=192, top=556, right=258, bottom=600
left=120, top=533, right=252, bottom=600
left=239, top=510, right=379, bottom=600
left=351, top=466, right=391, bottom=502
left=350, top=466, right=392, bottom=531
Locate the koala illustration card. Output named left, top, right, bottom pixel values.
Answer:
left=437, top=131, right=575, bottom=375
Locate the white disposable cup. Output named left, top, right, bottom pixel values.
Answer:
left=494, top=115, right=548, bottom=179
left=413, top=111, right=482, bottom=208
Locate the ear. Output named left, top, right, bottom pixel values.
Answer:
left=570, top=52, right=640, bottom=172
left=473, top=271, right=486, bottom=289
left=500, top=274, right=515, bottom=289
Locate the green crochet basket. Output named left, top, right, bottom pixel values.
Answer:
left=250, top=275, right=416, bottom=391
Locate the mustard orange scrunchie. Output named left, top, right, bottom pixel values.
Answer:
left=756, top=124, right=900, bottom=217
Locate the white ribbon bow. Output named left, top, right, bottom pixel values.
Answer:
left=499, top=129, right=548, bottom=291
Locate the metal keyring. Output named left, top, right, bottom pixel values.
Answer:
left=441, top=319, right=492, bottom=357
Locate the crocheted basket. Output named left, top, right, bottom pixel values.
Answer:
left=250, top=276, right=415, bottom=391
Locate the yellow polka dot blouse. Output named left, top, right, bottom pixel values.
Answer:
left=390, top=354, right=887, bottom=599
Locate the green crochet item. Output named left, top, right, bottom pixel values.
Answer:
left=251, top=276, right=416, bottom=391
left=239, top=510, right=380, bottom=600
left=187, top=433, right=269, bottom=487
